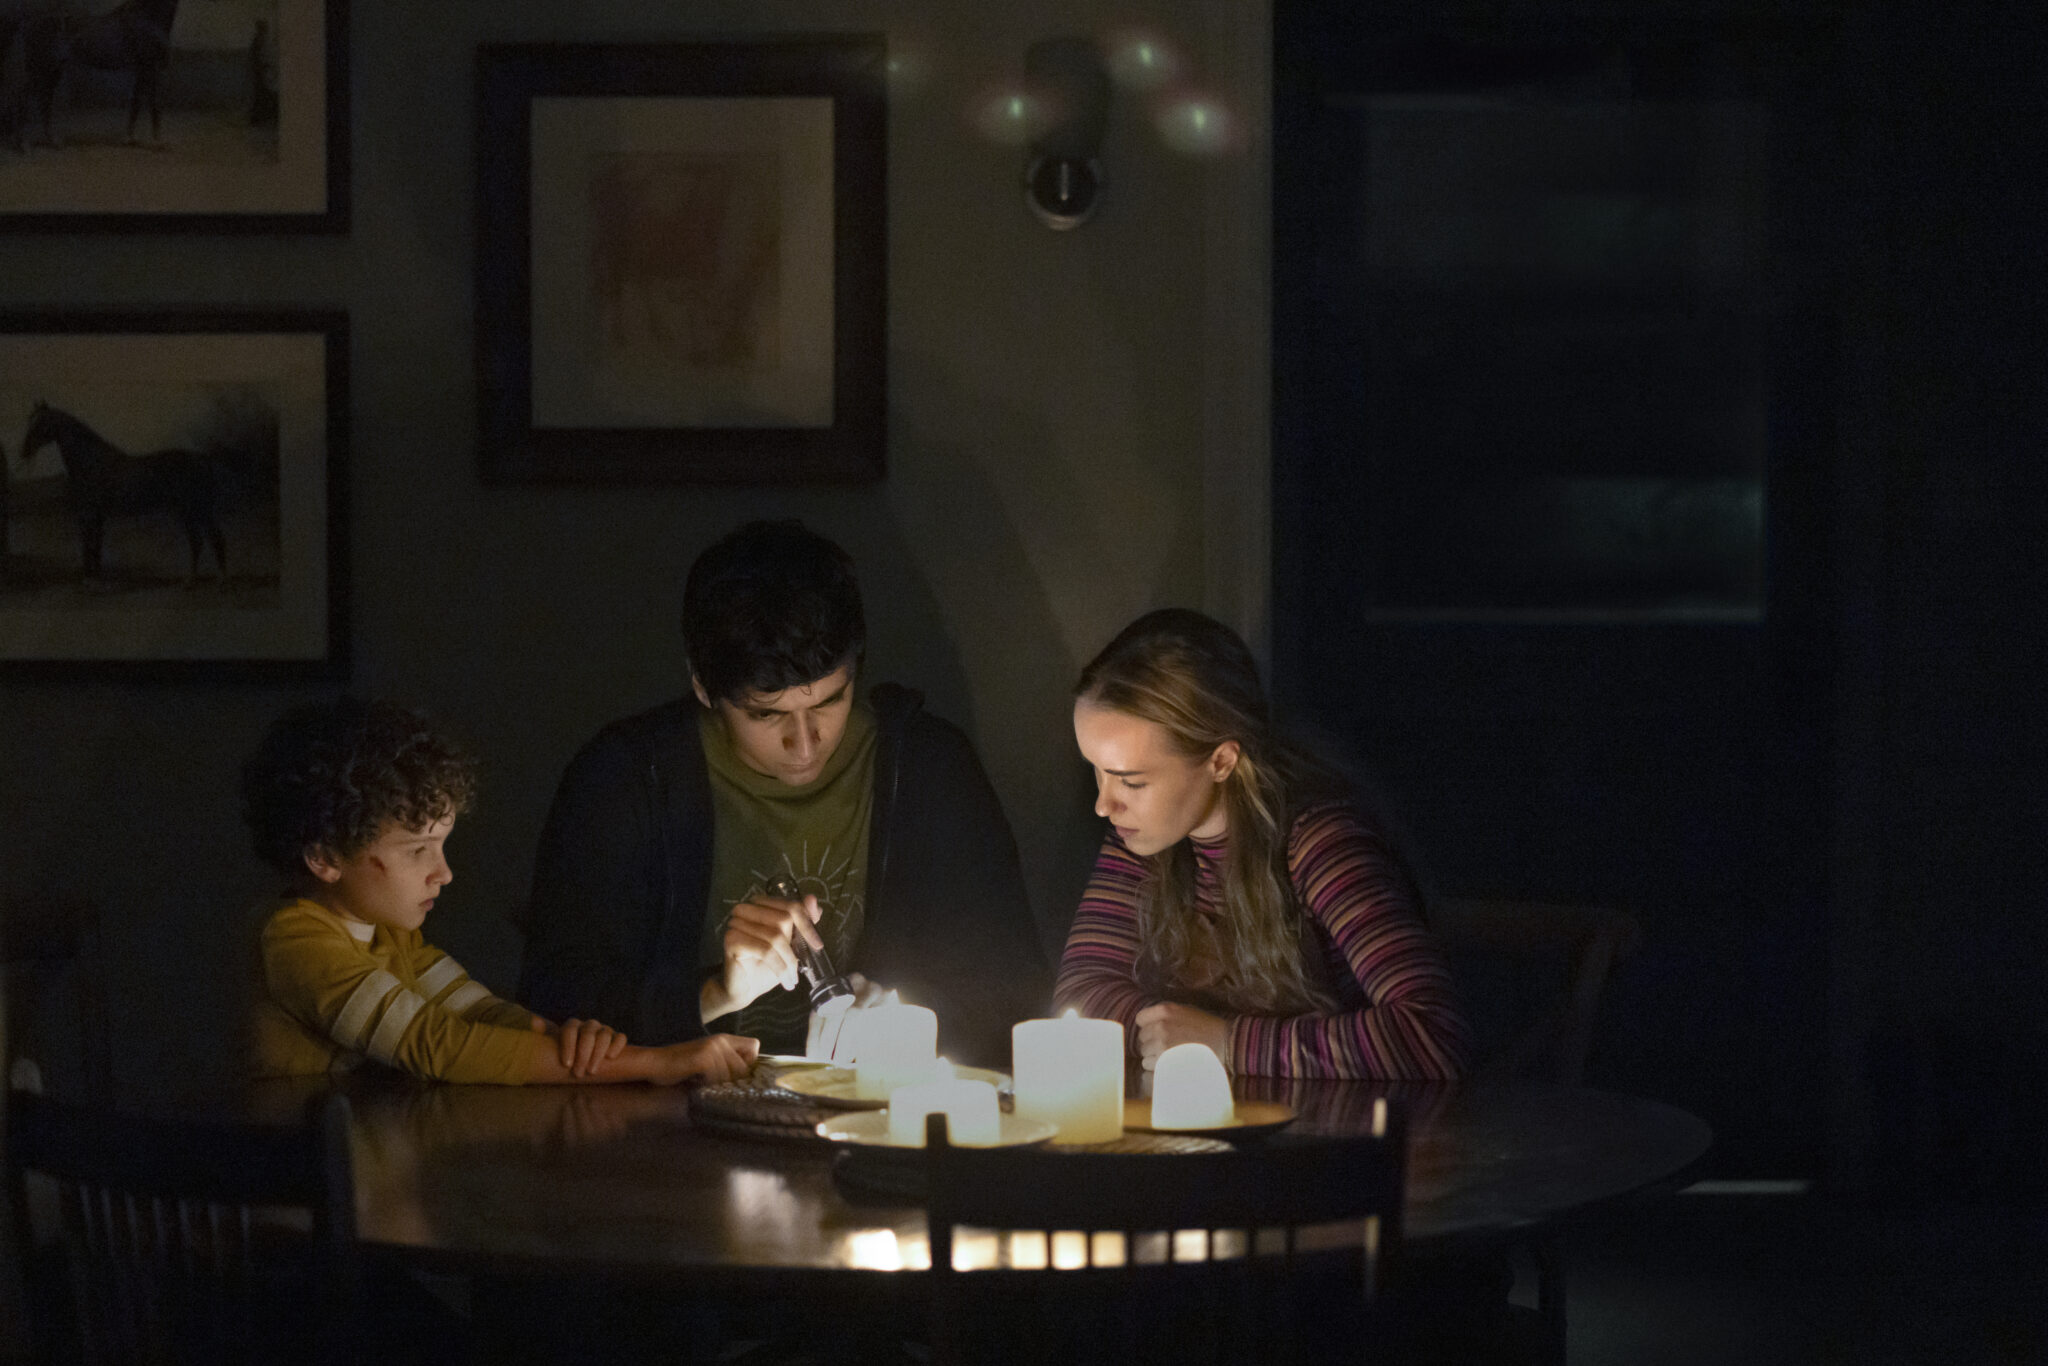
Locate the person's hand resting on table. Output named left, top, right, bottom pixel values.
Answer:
left=1135, top=1002, right=1231, bottom=1070
left=527, top=1014, right=759, bottom=1085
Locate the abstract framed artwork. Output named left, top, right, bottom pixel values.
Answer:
left=0, top=313, right=347, bottom=677
left=476, top=38, right=886, bottom=484
left=0, top=0, right=348, bottom=232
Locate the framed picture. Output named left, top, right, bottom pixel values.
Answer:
left=0, top=313, right=347, bottom=677
left=476, top=39, right=886, bottom=484
left=0, top=0, right=348, bottom=232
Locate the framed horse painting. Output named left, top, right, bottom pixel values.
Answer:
left=0, top=313, right=346, bottom=677
left=475, top=39, right=886, bottom=484
left=0, top=0, right=347, bottom=231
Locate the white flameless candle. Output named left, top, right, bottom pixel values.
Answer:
left=853, top=992, right=937, bottom=1099
left=1011, top=1008, right=1124, bottom=1143
left=1150, top=1043, right=1235, bottom=1129
left=886, top=1058, right=1001, bottom=1146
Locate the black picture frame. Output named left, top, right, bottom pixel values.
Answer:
left=476, top=38, right=887, bottom=484
left=0, top=312, right=349, bottom=679
left=0, top=0, right=350, bottom=233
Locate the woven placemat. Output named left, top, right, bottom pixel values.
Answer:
left=688, top=1067, right=839, bottom=1142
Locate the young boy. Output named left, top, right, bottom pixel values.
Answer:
left=244, top=696, right=758, bottom=1085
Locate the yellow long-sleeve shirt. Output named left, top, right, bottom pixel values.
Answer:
left=252, top=898, right=552, bottom=1084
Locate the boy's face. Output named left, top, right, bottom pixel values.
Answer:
left=695, top=664, right=855, bottom=787
left=304, top=816, right=455, bottom=932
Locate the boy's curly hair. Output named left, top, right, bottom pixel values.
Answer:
left=242, top=697, right=477, bottom=877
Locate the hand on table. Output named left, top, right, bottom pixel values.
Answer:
left=1134, top=1002, right=1230, bottom=1071
left=558, top=1018, right=629, bottom=1077
left=703, top=891, right=825, bottom=1019
left=656, top=1034, right=760, bottom=1085
left=530, top=1015, right=630, bottom=1078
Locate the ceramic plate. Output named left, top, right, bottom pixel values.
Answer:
left=816, top=1110, right=1058, bottom=1149
left=777, top=1065, right=1013, bottom=1111
left=1121, top=1097, right=1296, bottom=1139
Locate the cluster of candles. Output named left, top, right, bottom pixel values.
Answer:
left=838, top=997, right=1234, bottom=1146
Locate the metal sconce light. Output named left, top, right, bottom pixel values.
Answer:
left=1023, top=37, right=1110, bottom=230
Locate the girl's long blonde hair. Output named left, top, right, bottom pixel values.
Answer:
left=1077, top=609, right=1341, bottom=1016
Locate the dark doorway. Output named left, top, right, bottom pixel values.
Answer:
left=1272, top=7, right=1847, bottom=1174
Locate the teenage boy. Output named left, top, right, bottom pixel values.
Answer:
left=245, top=697, right=758, bottom=1085
left=518, top=520, right=1049, bottom=1066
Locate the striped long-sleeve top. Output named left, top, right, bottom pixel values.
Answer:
left=1055, top=803, right=1471, bottom=1080
left=252, top=898, right=552, bottom=1083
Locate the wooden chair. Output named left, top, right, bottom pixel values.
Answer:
left=1429, top=895, right=1643, bottom=1363
left=1, top=895, right=114, bottom=1101
left=922, top=1104, right=1406, bottom=1366
left=1428, top=896, right=1641, bottom=1089
left=5, top=1074, right=361, bottom=1366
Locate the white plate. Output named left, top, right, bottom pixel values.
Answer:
left=816, top=1111, right=1058, bottom=1149
left=777, top=1064, right=1013, bottom=1111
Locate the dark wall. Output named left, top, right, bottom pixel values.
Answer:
left=1840, top=0, right=2048, bottom=1199
left=1273, top=0, right=2046, bottom=1185
left=0, top=0, right=1236, bottom=1106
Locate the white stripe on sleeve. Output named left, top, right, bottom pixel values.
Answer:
left=331, top=970, right=402, bottom=1052
left=441, top=980, right=491, bottom=1016
left=365, top=988, right=428, bottom=1065
left=416, top=955, right=466, bottom=1000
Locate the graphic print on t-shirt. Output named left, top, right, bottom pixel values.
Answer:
left=723, top=839, right=866, bottom=1052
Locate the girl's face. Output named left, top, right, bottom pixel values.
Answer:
left=1073, top=698, right=1239, bottom=856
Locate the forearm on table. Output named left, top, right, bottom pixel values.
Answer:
left=1228, top=996, right=1469, bottom=1080
left=524, top=1043, right=666, bottom=1085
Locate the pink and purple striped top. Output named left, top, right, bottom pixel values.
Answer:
left=1055, top=802, right=1471, bottom=1080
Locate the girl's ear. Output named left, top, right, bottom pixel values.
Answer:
left=1209, top=739, right=1242, bottom=782
left=302, top=845, right=344, bottom=883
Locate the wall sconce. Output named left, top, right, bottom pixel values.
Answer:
left=1023, top=37, right=1110, bottom=230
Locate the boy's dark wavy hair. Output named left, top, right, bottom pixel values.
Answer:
left=683, top=519, right=866, bottom=703
left=241, top=697, right=477, bottom=877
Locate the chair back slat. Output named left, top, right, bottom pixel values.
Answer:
left=927, top=1133, right=1405, bottom=1237
left=6, top=1084, right=358, bottom=1366
left=922, top=1108, right=1407, bottom=1366
left=1430, top=895, right=1640, bottom=1086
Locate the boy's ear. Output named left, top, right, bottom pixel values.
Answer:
left=689, top=673, right=713, bottom=710
left=301, top=845, right=345, bottom=883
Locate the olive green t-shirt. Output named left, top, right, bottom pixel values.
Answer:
left=697, top=703, right=876, bottom=1052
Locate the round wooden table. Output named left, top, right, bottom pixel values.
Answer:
left=299, top=1071, right=1709, bottom=1282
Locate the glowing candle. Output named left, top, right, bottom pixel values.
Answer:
left=805, top=994, right=855, bottom=1062
left=1150, top=1043, right=1234, bottom=1129
left=852, top=992, right=937, bottom=1100
left=886, top=1058, right=1001, bottom=1146
left=1011, top=1009, right=1124, bottom=1143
